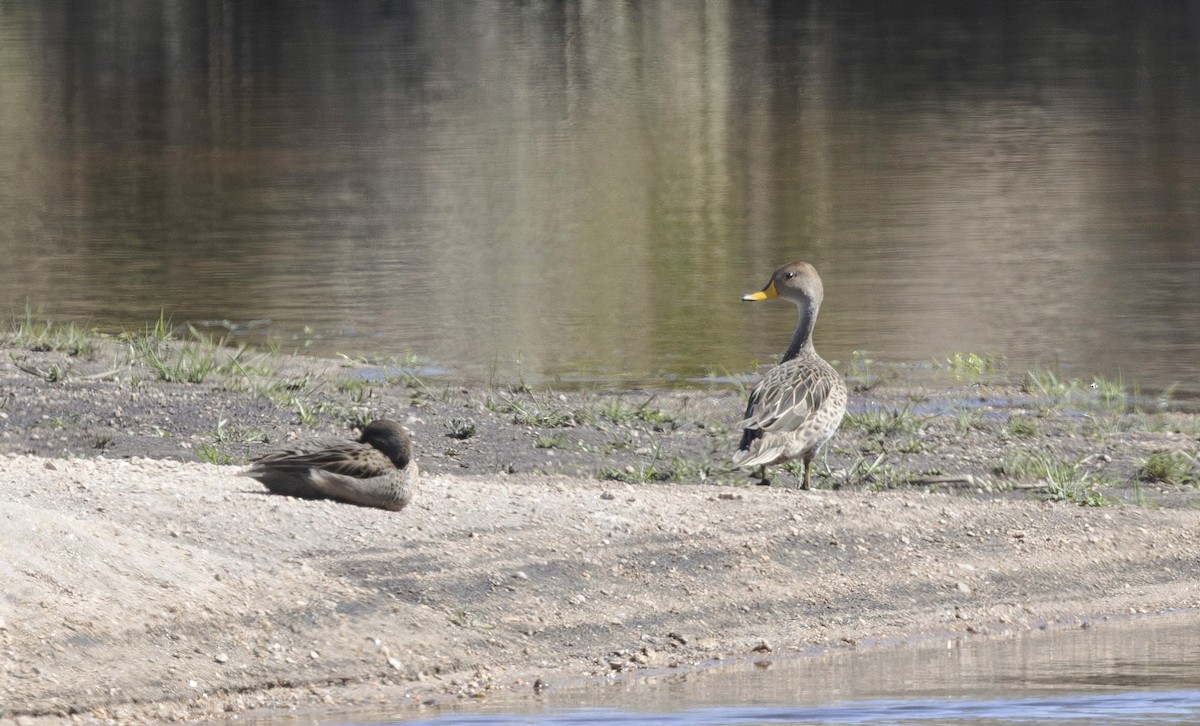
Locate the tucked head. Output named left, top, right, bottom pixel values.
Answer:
left=743, top=261, right=824, bottom=307
left=357, top=419, right=413, bottom=468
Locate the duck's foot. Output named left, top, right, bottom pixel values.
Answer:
left=750, top=466, right=771, bottom=486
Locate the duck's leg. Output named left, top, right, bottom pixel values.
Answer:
left=801, top=452, right=814, bottom=490
left=754, top=465, right=771, bottom=486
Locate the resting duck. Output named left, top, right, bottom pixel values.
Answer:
left=244, top=419, right=417, bottom=511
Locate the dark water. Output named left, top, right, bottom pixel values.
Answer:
left=3, top=2, right=1200, bottom=391
left=222, top=615, right=1200, bottom=725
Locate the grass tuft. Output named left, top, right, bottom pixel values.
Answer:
left=141, top=340, right=220, bottom=383
left=445, top=418, right=477, bottom=440
left=6, top=304, right=98, bottom=359
left=992, top=451, right=1109, bottom=506
left=596, top=396, right=677, bottom=431
left=534, top=433, right=568, bottom=449
left=1090, top=375, right=1128, bottom=413
left=1023, top=368, right=1082, bottom=403
left=489, top=393, right=586, bottom=428
left=1136, top=451, right=1198, bottom=487
left=824, top=453, right=912, bottom=490
left=842, top=350, right=885, bottom=392
left=1005, top=416, right=1039, bottom=438
left=844, top=406, right=921, bottom=436
left=953, top=406, right=984, bottom=432
left=940, top=352, right=999, bottom=381
left=290, top=396, right=322, bottom=426
left=1023, top=369, right=1131, bottom=415
left=599, top=443, right=672, bottom=483
left=196, top=443, right=233, bottom=465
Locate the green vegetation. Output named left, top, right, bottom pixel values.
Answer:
left=1090, top=375, right=1129, bottom=413
left=488, top=393, right=585, bottom=428
left=1154, top=383, right=1178, bottom=411
left=1023, top=369, right=1130, bottom=415
left=603, top=433, right=634, bottom=452
left=449, top=609, right=495, bottom=631
left=823, top=453, right=912, bottom=490
left=195, top=416, right=269, bottom=465
left=253, top=376, right=310, bottom=405
left=445, top=418, right=477, bottom=440
left=1043, top=475, right=1109, bottom=507
left=485, top=391, right=682, bottom=434
left=10, top=354, right=69, bottom=382
left=5, top=305, right=98, bottom=359
left=1134, top=413, right=1200, bottom=437
left=334, top=376, right=373, bottom=404
left=991, top=451, right=1109, bottom=506
left=346, top=408, right=376, bottom=429
left=597, top=442, right=723, bottom=485
left=289, top=395, right=321, bottom=426
left=534, top=433, right=568, bottom=449
left=844, top=406, right=921, bottom=436
left=597, top=398, right=636, bottom=425
left=1023, top=368, right=1081, bottom=402
left=940, top=352, right=1000, bottom=381
left=138, top=337, right=221, bottom=383
left=5, top=308, right=288, bottom=388
left=596, top=397, right=676, bottom=431
left=842, top=350, right=885, bottom=392
left=1136, top=451, right=1198, bottom=486
left=114, top=312, right=281, bottom=385
left=1005, top=416, right=1039, bottom=438
left=8, top=309, right=1200, bottom=513
left=665, top=455, right=720, bottom=484
left=953, top=406, right=985, bottom=432
left=599, top=452, right=672, bottom=483
left=209, top=416, right=269, bottom=447
left=195, top=443, right=232, bottom=465
left=384, top=354, right=435, bottom=396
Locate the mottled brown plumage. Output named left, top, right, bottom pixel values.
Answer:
left=733, top=262, right=847, bottom=488
left=244, top=419, right=418, bottom=511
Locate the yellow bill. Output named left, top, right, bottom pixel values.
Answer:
left=742, top=281, right=778, bottom=301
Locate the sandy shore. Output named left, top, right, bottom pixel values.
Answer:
left=1, top=338, right=1199, bottom=723
left=2, top=456, right=1199, bottom=724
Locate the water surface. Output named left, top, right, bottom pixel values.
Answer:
left=223, top=614, right=1200, bottom=725
left=2, top=2, right=1199, bottom=391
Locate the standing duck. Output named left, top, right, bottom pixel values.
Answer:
left=733, top=262, right=847, bottom=488
left=244, top=419, right=418, bottom=511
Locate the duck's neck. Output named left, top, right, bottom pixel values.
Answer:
left=781, top=301, right=818, bottom=363
left=379, top=439, right=412, bottom=468
left=393, top=442, right=412, bottom=468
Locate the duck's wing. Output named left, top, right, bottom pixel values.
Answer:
left=309, top=462, right=418, bottom=512
left=247, top=441, right=394, bottom=479
left=738, top=358, right=838, bottom=435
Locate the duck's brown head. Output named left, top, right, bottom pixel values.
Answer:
left=743, top=261, right=824, bottom=307
left=358, top=419, right=413, bottom=468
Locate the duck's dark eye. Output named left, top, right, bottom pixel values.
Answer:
left=784, top=271, right=796, bottom=280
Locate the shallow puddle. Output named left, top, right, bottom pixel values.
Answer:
left=225, top=613, right=1200, bottom=725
